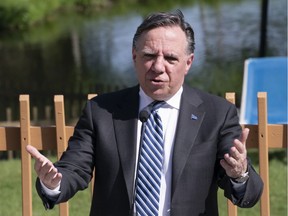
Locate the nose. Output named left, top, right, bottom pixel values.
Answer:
left=151, top=56, right=165, bottom=73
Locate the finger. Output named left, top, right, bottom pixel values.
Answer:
left=44, top=167, right=60, bottom=183
left=229, top=146, right=241, bottom=160
left=43, top=170, right=62, bottom=189
left=38, top=160, right=54, bottom=180
left=223, top=153, right=237, bottom=168
left=26, top=145, right=52, bottom=168
left=50, top=173, right=62, bottom=188
left=34, top=159, right=46, bottom=173
left=233, top=139, right=247, bottom=155
left=233, top=128, right=249, bottom=154
left=220, top=158, right=234, bottom=176
left=26, top=145, right=50, bottom=175
left=33, top=155, right=50, bottom=173
left=220, top=158, right=230, bottom=170
left=26, top=144, right=44, bottom=160
left=220, top=156, right=245, bottom=178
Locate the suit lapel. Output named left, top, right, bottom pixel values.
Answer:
left=113, top=86, right=139, bottom=205
left=171, top=85, right=206, bottom=197
left=112, top=85, right=206, bottom=204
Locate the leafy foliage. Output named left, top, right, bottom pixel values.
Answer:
left=0, top=0, right=91, bottom=30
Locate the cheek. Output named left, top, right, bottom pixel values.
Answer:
left=136, top=59, right=151, bottom=70
left=135, top=63, right=147, bottom=81
left=143, top=60, right=153, bottom=70
left=167, top=68, right=186, bottom=85
left=137, top=62, right=154, bottom=79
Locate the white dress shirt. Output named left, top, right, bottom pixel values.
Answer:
left=135, top=87, right=183, bottom=215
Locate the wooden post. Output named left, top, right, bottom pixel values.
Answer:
left=258, top=92, right=270, bottom=216
left=225, top=92, right=238, bottom=216
left=6, top=107, right=13, bottom=159
left=32, top=106, right=38, bottom=123
left=225, top=92, right=236, bottom=105
left=45, top=105, right=52, bottom=121
left=20, top=95, right=32, bottom=216
left=54, top=95, right=69, bottom=216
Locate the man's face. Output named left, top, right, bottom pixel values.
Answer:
left=132, top=26, right=194, bottom=101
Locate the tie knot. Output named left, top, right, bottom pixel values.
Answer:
left=151, top=100, right=165, bottom=111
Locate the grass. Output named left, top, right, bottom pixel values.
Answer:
left=0, top=156, right=91, bottom=216
left=0, top=150, right=286, bottom=215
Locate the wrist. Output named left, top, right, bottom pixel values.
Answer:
left=231, top=172, right=249, bottom=183
left=40, top=180, right=61, bottom=197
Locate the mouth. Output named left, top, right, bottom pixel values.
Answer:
left=150, top=78, right=164, bottom=84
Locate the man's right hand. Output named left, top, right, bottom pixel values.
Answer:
left=26, top=144, right=62, bottom=190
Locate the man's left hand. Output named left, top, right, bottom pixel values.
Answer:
left=220, top=128, right=249, bottom=178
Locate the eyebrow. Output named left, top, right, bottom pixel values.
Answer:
left=141, top=49, right=179, bottom=58
left=165, top=53, right=179, bottom=59
left=141, top=48, right=155, bottom=54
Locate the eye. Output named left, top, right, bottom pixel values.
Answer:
left=165, top=56, right=178, bottom=64
left=143, top=53, right=156, bottom=60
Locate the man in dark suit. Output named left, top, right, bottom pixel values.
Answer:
left=26, top=10, right=263, bottom=216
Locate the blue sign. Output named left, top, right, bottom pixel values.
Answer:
left=240, top=57, right=288, bottom=124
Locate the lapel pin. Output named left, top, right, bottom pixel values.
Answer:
left=191, top=114, right=198, bottom=120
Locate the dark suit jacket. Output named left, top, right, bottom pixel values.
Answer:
left=36, top=84, right=263, bottom=216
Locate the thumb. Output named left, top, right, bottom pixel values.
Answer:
left=240, top=128, right=250, bottom=146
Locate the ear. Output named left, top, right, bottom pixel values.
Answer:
left=132, top=48, right=137, bottom=63
left=185, top=53, right=194, bottom=74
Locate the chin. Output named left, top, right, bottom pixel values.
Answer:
left=143, top=86, right=172, bottom=100
left=150, top=92, right=172, bottom=101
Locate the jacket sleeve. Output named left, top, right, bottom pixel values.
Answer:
left=216, top=103, right=263, bottom=208
left=35, top=178, right=59, bottom=209
left=35, top=100, right=95, bottom=209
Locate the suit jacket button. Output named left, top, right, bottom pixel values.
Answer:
left=243, top=201, right=250, bottom=206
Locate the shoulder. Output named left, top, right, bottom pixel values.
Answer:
left=183, top=84, right=234, bottom=109
left=78, top=85, right=140, bottom=121
left=88, top=85, right=139, bottom=108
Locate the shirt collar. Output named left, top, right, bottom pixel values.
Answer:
left=139, top=87, right=183, bottom=111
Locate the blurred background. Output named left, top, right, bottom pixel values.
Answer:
left=0, top=0, right=287, bottom=124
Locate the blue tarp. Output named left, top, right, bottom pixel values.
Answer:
left=240, top=57, right=288, bottom=124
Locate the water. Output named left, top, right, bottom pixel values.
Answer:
left=0, top=0, right=286, bottom=122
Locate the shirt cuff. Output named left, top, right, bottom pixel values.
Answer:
left=40, top=180, right=61, bottom=197
left=230, top=179, right=246, bottom=188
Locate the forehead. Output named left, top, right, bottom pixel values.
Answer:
left=136, top=26, right=187, bottom=52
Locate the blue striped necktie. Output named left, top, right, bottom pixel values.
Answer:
left=135, top=101, right=165, bottom=216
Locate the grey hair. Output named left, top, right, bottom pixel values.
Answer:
left=132, top=9, right=195, bottom=54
